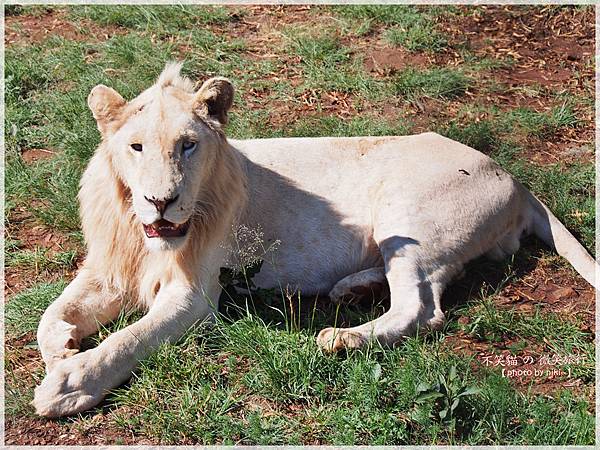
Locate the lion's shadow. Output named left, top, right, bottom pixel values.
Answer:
left=218, top=236, right=548, bottom=334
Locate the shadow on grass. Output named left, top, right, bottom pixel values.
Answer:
left=442, top=236, right=546, bottom=319
left=217, top=236, right=550, bottom=338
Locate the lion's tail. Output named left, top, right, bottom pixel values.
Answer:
left=526, top=191, right=597, bottom=288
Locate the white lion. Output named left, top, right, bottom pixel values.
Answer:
left=33, top=63, right=597, bottom=417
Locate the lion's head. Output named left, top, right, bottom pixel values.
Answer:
left=87, top=63, right=235, bottom=252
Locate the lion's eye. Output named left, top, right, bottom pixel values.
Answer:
left=130, top=143, right=143, bottom=152
left=182, top=141, right=197, bottom=155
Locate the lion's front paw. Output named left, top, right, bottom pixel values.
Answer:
left=317, top=327, right=366, bottom=352
left=38, top=319, right=81, bottom=373
left=32, top=351, right=105, bottom=418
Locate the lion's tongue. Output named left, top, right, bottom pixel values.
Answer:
left=143, top=219, right=188, bottom=238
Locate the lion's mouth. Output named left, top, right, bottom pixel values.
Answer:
left=143, top=219, right=190, bottom=238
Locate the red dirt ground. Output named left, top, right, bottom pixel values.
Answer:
left=437, top=5, right=594, bottom=164
left=5, top=206, right=82, bottom=299
left=5, top=8, right=125, bottom=45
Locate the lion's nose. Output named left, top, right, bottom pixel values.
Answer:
left=144, top=195, right=179, bottom=216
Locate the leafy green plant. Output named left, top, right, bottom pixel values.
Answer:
left=413, top=365, right=481, bottom=428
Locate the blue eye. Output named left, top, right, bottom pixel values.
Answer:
left=130, top=143, right=143, bottom=152
left=182, top=141, right=197, bottom=154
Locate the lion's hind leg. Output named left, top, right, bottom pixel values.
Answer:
left=317, top=236, right=448, bottom=352
left=328, top=267, right=387, bottom=304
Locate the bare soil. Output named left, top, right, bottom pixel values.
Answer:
left=438, top=5, right=594, bottom=88
left=5, top=206, right=81, bottom=299
left=3, top=416, right=149, bottom=446
left=364, top=48, right=430, bottom=75
left=437, top=5, right=594, bottom=164
left=5, top=8, right=125, bottom=45
left=20, top=148, right=56, bottom=164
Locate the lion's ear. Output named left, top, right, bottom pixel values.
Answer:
left=194, top=77, right=234, bottom=125
left=88, top=85, right=126, bottom=135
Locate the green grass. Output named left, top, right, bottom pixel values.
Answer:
left=4, top=276, right=594, bottom=444
left=5, top=4, right=595, bottom=446
left=453, top=297, right=594, bottom=379
left=384, top=26, right=447, bottom=52
left=5, top=4, right=55, bottom=17
left=332, top=5, right=450, bottom=52
left=333, top=5, right=432, bottom=25
left=501, top=105, right=579, bottom=138
left=286, top=116, right=410, bottom=138
left=439, top=120, right=497, bottom=153
left=6, top=247, right=77, bottom=273
left=6, top=281, right=68, bottom=338
left=108, top=309, right=593, bottom=444
left=68, top=5, right=234, bottom=32
left=394, top=68, right=471, bottom=101
left=462, top=53, right=515, bottom=72
left=285, top=31, right=380, bottom=96
left=290, top=34, right=349, bottom=66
